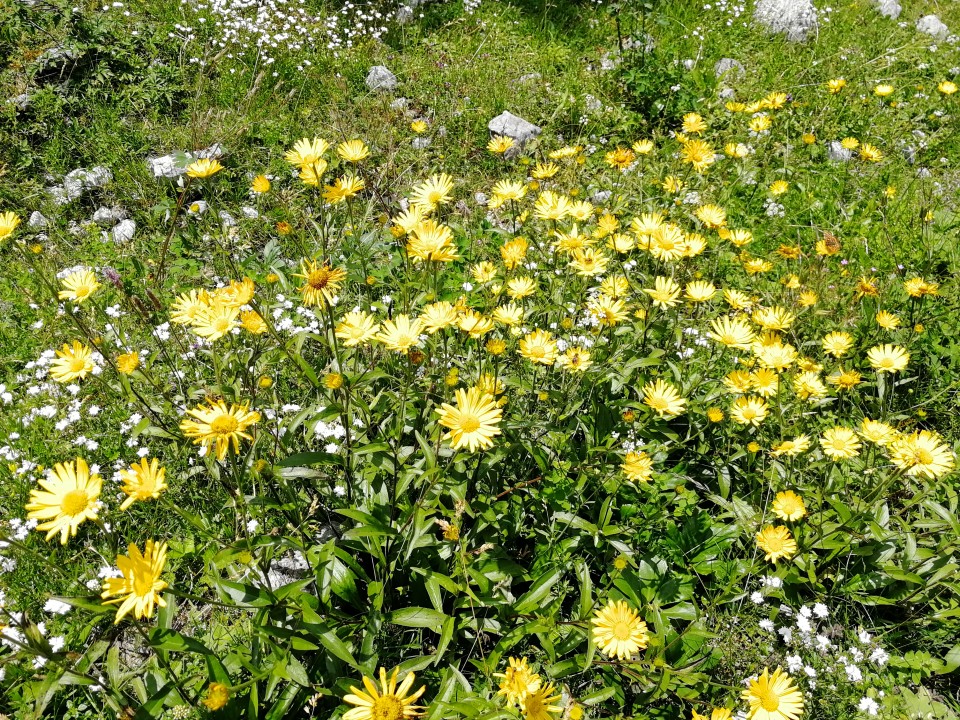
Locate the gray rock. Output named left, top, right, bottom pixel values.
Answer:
left=46, top=186, right=69, bottom=206
left=92, top=206, right=126, bottom=226
left=827, top=141, right=853, bottom=162
left=147, top=144, right=224, bottom=180
left=61, top=166, right=113, bottom=202
left=474, top=192, right=489, bottom=206
left=36, top=45, right=79, bottom=74
left=219, top=210, right=237, bottom=227
left=411, top=137, right=432, bottom=149
left=518, top=73, right=542, bottom=84
left=917, top=15, right=949, bottom=40
left=874, top=0, right=900, bottom=19
left=488, top=111, right=541, bottom=144
left=28, top=212, right=48, bottom=229
left=366, top=65, right=397, bottom=92
left=110, top=219, right=136, bottom=244
left=903, top=146, right=916, bottom=164
left=591, top=190, right=612, bottom=205
left=240, top=206, right=259, bottom=219
left=917, top=168, right=932, bottom=178
left=389, top=97, right=409, bottom=110
left=718, top=87, right=737, bottom=100
left=754, top=0, right=818, bottom=41
left=714, top=58, right=746, bottom=80
left=8, top=93, right=32, bottom=111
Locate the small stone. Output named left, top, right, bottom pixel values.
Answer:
left=61, top=166, right=113, bottom=201
left=411, top=137, right=432, bottom=149
left=110, top=219, right=136, bottom=244
left=92, top=207, right=126, bottom=226
left=917, top=168, right=932, bottom=178
left=827, top=141, right=853, bottom=162
left=241, top=206, right=259, bottom=219
left=28, top=211, right=48, bottom=229
left=219, top=210, right=237, bottom=227
left=714, top=58, right=746, bottom=80
left=718, top=87, right=737, bottom=100
left=518, top=73, right=541, bottom=83
left=917, top=14, right=948, bottom=40
left=754, top=0, right=818, bottom=42
left=366, top=65, right=398, bottom=92
left=488, top=111, right=541, bottom=144
left=874, top=0, right=900, bottom=19
left=147, top=145, right=224, bottom=180
left=47, top=186, right=69, bottom=206
left=389, top=97, right=409, bottom=110
left=8, top=93, right=32, bottom=111
left=902, top=146, right=916, bottom=164
left=474, top=192, right=489, bottom=206
left=36, top=45, right=80, bottom=75
left=591, top=190, right=612, bottom=205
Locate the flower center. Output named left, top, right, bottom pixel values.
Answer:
left=764, top=535, right=785, bottom=551
left=308, top=269, right=332, bottom=289
left=371, top=695, right=403, bottom=720
left=756, top=686, right=780, bottom=712
left=69, top=357, right=88, bottom=373
left=75, top=285, right=91, bottom=298
left=612, top=621, right=634, bottom=640
left=831, top=439, right=848, bottom=451
left=210, top=415, right=239, bottom=435
left=62, top=489, right=90, bottom=516
left=915, top=449, right=934, bottom=465
left=881, top=358, right=894, bottom=368
left=648, top=397, right=668, bottom=411
left=529, top=346, right=545, bottom=358
left=133, top=572, right=155, bottom=597
left=460, top=415, right=481, bottom=434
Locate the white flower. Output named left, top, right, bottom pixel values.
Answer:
left=786, top=654, right=803, bottom=672
left=858, top=697, right=879, bottom=716
left=43, top=599, right=72, bottom=615
left=845, top=664, right=863, bottom=682
left=813, top=602, right=829, bottom=618
left=750, top=591, right=765, bottom=605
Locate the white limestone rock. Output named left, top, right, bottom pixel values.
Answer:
left=917, top=15, right=949, bottom=40
left=366, top=65, right=398, bottom=92
left=754, top=0, right=818, bottom=42
left=488, top=111, right=541, bottom=144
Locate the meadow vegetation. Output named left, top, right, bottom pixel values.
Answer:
left=1, top=0, right=960, bottom=718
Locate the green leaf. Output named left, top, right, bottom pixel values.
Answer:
left=276, top=451, right=343, bottom=468
left=387, top=607, right=449, bottom=630
left=148, top=628, right=215, bottom=655
left=513, top=567, right=564, bottom=614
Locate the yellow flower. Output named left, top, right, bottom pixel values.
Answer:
left=707, top=407, right=725, bottom=423
left=251, top=174, right=271, bottom=193
left=531, top=161, right=560, bottom=179
left=0, top=211, right=21, bottom=241
left=938, top=80, right=958, bottom=95
left=756, top=525, right=797, bottom=563
left=632, top=139, right=654, bottom=155
left=486, top=338, right=506, bottom=355
left=826, top=78, right=846, bottom=94
left=874, top=83, right=894, bottom=97
left=827, top=367, right=862, bottom=391
left=749, top=114, right=772, bottom=133
left=859, top=418, right=897, bottom=446
left=622, top=451, right=653, bottom=482
left=407, top=219, right=460, bottom=263
left=215, top=277, right=255, bottom=307
left=50, top=341, right=95, bottom=383
left=605, top=147, right=636, bottom=169
left=820, top=427, right=861, bottom=460
left=410, top=173, right=455, bottom=210
left=770, top=435, right=811, bottom=457
left=410, top=120, right=428, bottom=133
left=569, top=247, right=609, bottom=277
left=494, top=657, right=540, bottom=705
left=295, top=259, right=347, bottom=307
left=376, top=315, right=425, bottom=353
left=519, top=329, right=558, bottom=365
left=170, top=291, right=211, bottom=325
left=487, top=135, right=516, bottom=154
left=821, top=331, right=853, bottom=357
left=591, top=599, right=649, bottom=659
left=840, top=137, right=860, bottom=151
left=116, top=351, right=140, bottom=375
left=695, top=204, right=726, bottom=229
left=101, top=540, right=168, bottom=623
left=420, top=302, right=459, bottom=334
left=797, top=290, right=818, bottom=307
left=772, top=490, right=806, bottom=521
left=730, top=396, right=768, bottom=426
left=682, top=112, right=708, bottom=134
left=185, top=158, right=224, bottom=178
left=202, top=683, right=231, bottom=711
left=323, top=175, right=365, bottom=204
left=867, top=344, right=909, bottom=373
left=26, top=458, right=102, bottom=544
left=644, top=276, right=682, bottom=309
left=769, top=180, right=789, bottom=196
left=742, top=667, right=804, bottom=720
left=298, top=161, right=327, bottom=186
left=179, top=400, right=260, bottom=461
left=344, top=668, right=427, bottom=720
left=680, top=139, right=716, bottom=172
left=642, top=379, right=686, bottom=418
left=190, top=303, right=240, bottom=342
left=324, top=372, right=344, bottom=390
left=685, top=280, right=717, bottom=303
left=557, top=347, right=592, bottom=373
left=58, top=269, right=100, bottom=303
left=888, top=431, right=955, bottom=479
left=240, top=310, right=268, bottom=335
left=285, top=137, right=330, bottom=166
left=337, top=139, right=371, bottom=163
left=875, top=310, right=900, bottom=329
left=435, top=387, right=502, bottom=452
left=708, top=316, right=755, bottom=349
left=533, top=190, right=571, bottom=220
left=500, top=236, right=529, bottom=269
left=522, top=683, right=563, bottom=720
left=118, top=458, right=167, bottom=510
left=859, top=144, right=883, bottom=162
left=801, top=133, right=816, bottom=145
left=457, top=310, right=494, bottom=338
